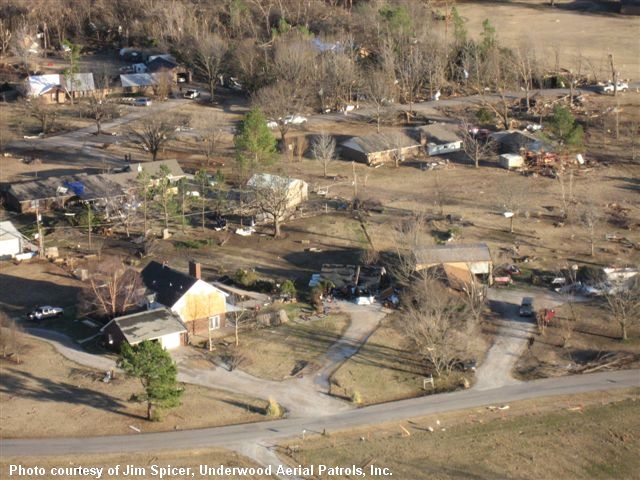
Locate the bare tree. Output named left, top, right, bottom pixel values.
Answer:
left=78, top=257, right=145, bottom=319
left=604, top=276, right=640, bottom=341
left=254, top=81, right=306, bottom=150
left=459, top=120, right=495, bottom=168
left=197, top=120, right=223, bottom=167
left=311, top=131, right=336, bottom=178
left=402, top=275, right=470, bottom=377
left=501, top=185, right=523, bottom=234
left=193, top=33, right=228, bottom=102
left=249, top=174, right=295, bottom=238
left=128, top=114, right=186, bottom=161
left=26, top=97, right=58, bottom=134
left=0, top=19, right=12, bottom=57
left=364, top=68, right=394, bottom=133
left=152, top=70, right=173, bottom=100
left=86, top=95, right=119, bottom=135
left=153, top=164, right=177, bottom=230
left=580, top=202, right=601, bottom=256
left=512, top=40, right=538, bottom=112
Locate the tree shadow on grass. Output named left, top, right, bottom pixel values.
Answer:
left=0, top=367, right=142, bottom=420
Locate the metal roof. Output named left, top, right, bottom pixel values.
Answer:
left=414, top=243, right=492, bottom=267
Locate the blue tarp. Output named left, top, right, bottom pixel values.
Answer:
left=64, top=181, right=85, bottom=196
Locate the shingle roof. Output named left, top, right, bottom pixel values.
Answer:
left=106, top=308, right=186, bottom=345
left=414, top=243, right=492, bottom=266
left=6, top=173, right=128, bottom=203
left=340, top=131, right=419, bottom=154
left=141, top=261, right=198, bottom=307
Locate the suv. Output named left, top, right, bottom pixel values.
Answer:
left=27, top=306, right=64, bottom=321
left=519, top=297, right=534, bottom=317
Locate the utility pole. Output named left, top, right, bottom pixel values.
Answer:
left=352, top=161, right=357, bottom=199
left=87, top=202, right=93, bottom=250
left=35, top=204, right=44, bottom=259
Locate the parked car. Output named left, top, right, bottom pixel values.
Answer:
left=27, top=306, right=64, bottom=321
left=266, top=120, right=279, bottom=129
left=283, top=115, right=307, bottom=125
left=183, top=89, right=200, bottom=99
left=133, top=97, right=152, bottom=106
left=600, top=81, right=629, bottom=94
left=519, top=297, right=534, bottom=317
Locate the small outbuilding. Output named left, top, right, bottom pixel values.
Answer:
left=499, top=153, right=525, bottom=170
left=413, top=243, right=493, bottom=285
left=247, top=173, right=309, bottom=210
left=102, top=308, right=187, bottom=351
left=416, top=123, right=463, bottom=156
left=0, top=221, right=23, bottom=259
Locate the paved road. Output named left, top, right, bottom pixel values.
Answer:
left=2, top=369, right=637, bottom=457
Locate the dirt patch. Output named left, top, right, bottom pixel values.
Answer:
left=279, top=389, right=640, bottom=480
left=0, top=261, right=84, bottom=317
left=0, top=333, right=268, bottom=439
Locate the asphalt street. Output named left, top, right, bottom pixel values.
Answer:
left=2, top=368, right=637, bottom=457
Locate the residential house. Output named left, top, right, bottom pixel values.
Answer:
left=101, top=307, right=187, bottom=351
left=416, top=123, right=463, bottom=156
left=413, top=243, right=493, bottom=285
left=2, top=160, right=186, bottom=214
left=24, top=73, right=96, bottom=103
left=0, top=221, right=23, bottom=258
left=247, top=173, right=309, bottom=210
left=119, top=73, right=157, bottom=94
left=141, top=260, right=229, bottom=336
left=147, top=56, right=191, bottom=84
left=490, top=131, right=553, bottom=155
left=339, top=131, right=421, bottom=165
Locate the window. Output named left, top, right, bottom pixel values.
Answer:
left=209, top=315, right=220, bottom=330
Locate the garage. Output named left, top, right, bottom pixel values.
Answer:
left=102, top=308, right=188, bottom=351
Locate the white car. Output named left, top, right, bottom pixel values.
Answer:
left=601, top=81, right=629, bottom=94
left=266, top=120, right=279, bottom=129
left=283, top=115, right=307, bottom=125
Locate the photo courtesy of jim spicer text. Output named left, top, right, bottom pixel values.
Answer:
left=8, top=463, right=395, bottom=478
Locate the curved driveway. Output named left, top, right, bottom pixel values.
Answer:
left=2, top=369, right=637, bottom=457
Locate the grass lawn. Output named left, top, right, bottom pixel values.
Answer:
left=279, top=389, right=640, bottom=480
left=221, top=313, right=350, bottom=381
left=329, top=316, right=475, bottom=405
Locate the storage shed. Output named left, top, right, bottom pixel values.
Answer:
left=0, top=221, right=22, bottom=258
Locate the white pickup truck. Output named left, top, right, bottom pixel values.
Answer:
left=27, top=305, right=64, bottom=321
left=601, top=81, right=629, bottom=94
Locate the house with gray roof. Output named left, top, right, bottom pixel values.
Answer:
left=2, top=160, right=185, bottom=213
left=101, top=308, right=187, bottom=351
left=340, top=131, right=421, bottom=165
left=24, top=73, right=96, bottom=103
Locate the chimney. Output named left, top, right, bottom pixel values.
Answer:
left=189, top=260, right=201, bottom=280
